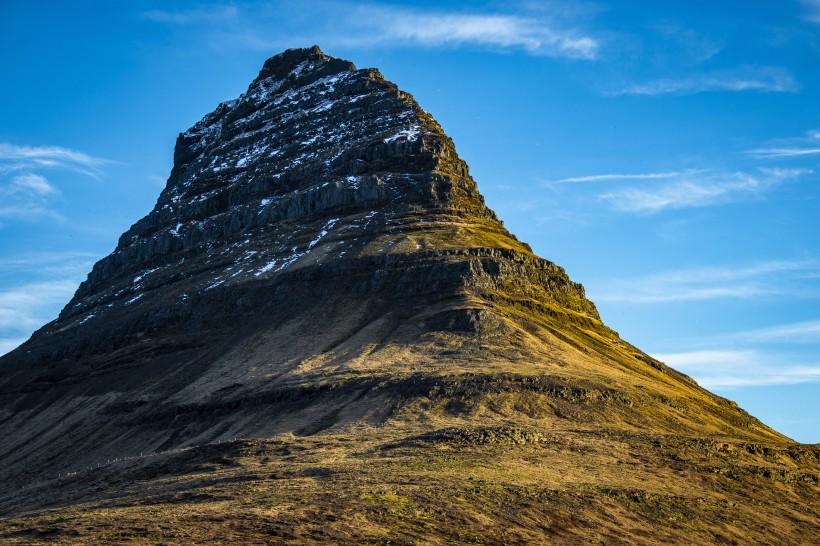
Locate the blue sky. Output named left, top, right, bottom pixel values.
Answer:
left=1, top=1, right=818, bottom=442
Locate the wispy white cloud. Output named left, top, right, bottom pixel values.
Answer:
left=0, top=143, right=111, bottom=221
left=644, top=318, right=820, bottom=389
left=551, top=171, right=681, bottom=184
left=0, top=174, right=62, bottom=220
left=598, top=167, right=807, bottom=214
left=745, top=147, right=820, bottom=159
left=592, top=259, right=820, bottom=303
left=0, top=280, right=73, bottom=356
left=614, top=66, right=799, bottom=96
left=800, top=0, right=820, bottom=23
left=653, top=349, right=820, bottom=388
left=0, top=251, right=97, bottom=279
left=729, top=319, right=820, bottom=344
left=174, top=2, right=601, bottom=60
left=666, top=319, right=820, bottom=349
left=356, top=9, right=599, bottom=59
left=0, top=280, right=79, bottom=330
left=651, top=23, right=722, bottom=64
left=141, top=6, right=239, bottom=25
left=0, top=252, right=93, bottom=356
left=4, top=173, right=58, bottom=197
left=0, top=142, right=110, bottom=178
left=743, top=128, right=820, bottom=160
left=0, top=337, right=27, bottom=357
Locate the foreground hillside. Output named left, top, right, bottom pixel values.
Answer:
left=2, top=427, right=818, bottom=544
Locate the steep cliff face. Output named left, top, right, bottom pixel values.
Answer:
left=0, top=47, right=789, bottom=493
left=72, top=45, right=504, bottom=297
left=25, top=46, right=591, bottom=359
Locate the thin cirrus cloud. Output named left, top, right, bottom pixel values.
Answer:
left=727, top=319, right=820, bottom=344
left=648, top=317, right=820, bottom=390
left=4, top=173, right=58, bottom=197
left=743, top=128, right=820, bottom=159
left=597, top=168, right=808, bottom=214
left=356, top=10, right=599, bottom=59
left=0, top=142, right=111, bottom=220
left=801, top=0, right=820, bottom=23
left=0, top=279, right=80, bottom=356
left=0, top=251, right=97, bottom=279
left=551, top=172, right=682, bottom=184
left=0, top=280, right=79, bottom=330
left=590, top=259, right=820, bottom=304
left=614, top=66, right=799, bottom=96
left=0, top=252, right=95, bottom=356
left=745, top=129, right=820, bottom=158
left=141, top=3, right=599, bottom=60
left=141, top=6, right=239, bottom=24
left=0, top=142, right=110, bottom=178
left=658, top=319, right=820, bottom=353
left=0, top=337, right=27, bottom=358
left=745, top=147, right=820, bottom=159
left=652, top=349, right=820, bottom=388
left=0, top=174, right=61, bottom=220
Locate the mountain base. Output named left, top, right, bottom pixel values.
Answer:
left=2, top=426, right=818, bottom=545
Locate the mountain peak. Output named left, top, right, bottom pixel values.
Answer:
left=251, top=44, right=356, bottom=88
left=63, top=45, right=519, bottom=316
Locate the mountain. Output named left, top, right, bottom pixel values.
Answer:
left=1, top=46, right=817, bottom=544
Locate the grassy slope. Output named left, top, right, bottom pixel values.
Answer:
left=1, top=428, right=817, bottom=544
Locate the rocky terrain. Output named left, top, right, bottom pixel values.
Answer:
left=0, top=46, right=817, bottom=544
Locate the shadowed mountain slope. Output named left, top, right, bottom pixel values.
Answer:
left=0, top=47, right=816, bottom=544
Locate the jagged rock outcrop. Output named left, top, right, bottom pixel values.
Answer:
left=1, top=50, right=810, bottom=541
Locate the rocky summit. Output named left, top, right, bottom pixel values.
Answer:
left=1, top=47, right=818, bottom=544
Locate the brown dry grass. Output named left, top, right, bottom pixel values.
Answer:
left=1, top=426, right=817, bottom=544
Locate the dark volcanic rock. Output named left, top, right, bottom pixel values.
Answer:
left=0, top=47, right=789, bottom=492
left=74, top=45, right=493, bottom=297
